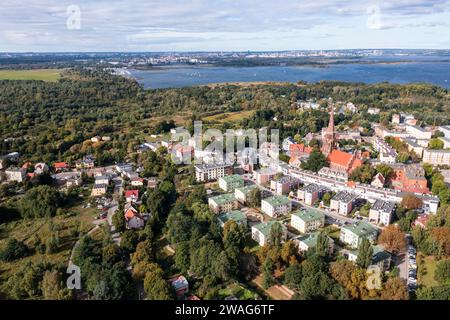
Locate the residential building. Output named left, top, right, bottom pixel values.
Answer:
left=300, top=183, right=328, bottom=206
left=406, top=125, right=432, bottom=140
left=54, top=162, right=69, bottom=172
left=251, top=221, right=287, bottom=246
left=147, top=177, right=157, bottom=188
left=208, top=194, right=239, bottom=214
left=34, top=163, right=49, bottom=175
left=413, top=214, right=430, bottom=229
left=94, top=175, right=110, bottom=185
left=131, top=177, right=144, bottom=187
left=402, top=137, right=424, bottom=158
left=367, top=108, right=380, bottom=115
left=91, top=184, right=107, bottom=197
left=372, top=137, right=397, bottom=164
left=318, top=167, right=348, bottom=181
left=217, top=210, right=247, bottom=228
left=124, top=204, right=145, bottom=229
left=253, top=167, right=278, bottom=185
left=5, top=167, right=26, bottom=182
left=391, top=165, right=429, bottom=194
left=289, top=143, right=312, bottom=158
left=422, top=149, right=450, bottom=166
left=330, top=191, right=358, bottom=216
left=173, top=145, right=194, bottom=163
left=439, top=125, right=450, bottom=139
left=115, top=163, right=133, bottom=175
left=261, top=195, right=292, bottom=217
left=234, top=185, right=257, bottom=204
left=125, top=190, right=139, bottom=203
left=346, top=244, right=391, bottom=271
left=270, top=176, right=300, bottom=195
left=194, top=163, right=233, bottom=182
left=371, top=173, right=385, bottom=188
left=75, top=156, right=95, bottom=170
left=340, top=221, right=378, bottom=248
left=282, top=137, right=296, bottom=152
left=218, top=174, right=244, bottom=192
left=293, top=232, right=334, bottom=254
left=369, top=199, right=396, bottom=225
left=290, top=209, right=325, bottom=233
left=170, top=275, right=189, bottom=298
left=439, top=137, right=450, bottom=149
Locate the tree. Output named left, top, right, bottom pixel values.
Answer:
left=375, top=164, right=393, bottom=181
left=280, top=240, right=298, bottom=265
left=356, top=237, right=373, bottom=269
left=284, top=264, right=302, bottom=290
left=435, top=259, right=450, bottom=285
left=143, top=266, right=173, bottom=300
left=19, top=185, right=61, bottom=218
left=112, top=211, right=126, bottom=232
left=261, top=257, right=276, bottom=289
left=301, top=149, right=328, bottom=173
left=103, top=243, right=122, bottom=265
left=401, top=194, right=423, bottom=210
left=316, top=232, right=330, bottom=257
left=120, top=230, right=140, bottom=254
left=247, top=188, right=262, bottom=208
left=330, top=260, right=369, bottom=299
left=429, top=138, right=444, bottom=150
left=378, top=225, right=406, bottom=254
left=41, top=270, right=71, bottom=300
left=166, top=212, right=193, bottom=244
left=396, top=152, right=411, bottom=164
left=380, top=277, right=408, bottom=300
left=349, top=164, right=376, bottom=184
left=131, top=240, right=153, bottom=266
left=268, top=222, right=283, bottom=248
left=322, top=192, right=332, bottom=206
left=174, top=241, right=191, bottom=274
left=0, top=238, right=28, bottom=261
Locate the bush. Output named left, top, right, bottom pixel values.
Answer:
left=0, top=239, right=28, bottom=261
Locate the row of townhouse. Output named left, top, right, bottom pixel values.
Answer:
left=288, top=167, right=439, bottom=214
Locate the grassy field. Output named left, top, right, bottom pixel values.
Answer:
left=202, top=110, right=255, bottom=123
left=217, top=282, right=255, bottom=300
left=418, top=254, right=439, bottom=287
left=0, top=69, right=62, bottom=82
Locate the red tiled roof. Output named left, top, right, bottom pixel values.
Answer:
left=327, top=150, right=353, bottom=167
left=125, top=190, right=139, bottom=199
left=54, top=162, right=68, bottom=169
left=289, top=144, right=312, bottom=155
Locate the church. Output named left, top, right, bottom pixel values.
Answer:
left=321, top=106, right=363, bottom=175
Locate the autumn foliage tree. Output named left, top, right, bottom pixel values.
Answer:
left=378, top=225, right=407, bottom=254
left=400, top=194, right=423, bottom=210
left=380, top=277, right=409, bottom=300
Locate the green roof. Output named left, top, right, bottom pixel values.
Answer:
left=235, top=185, right=257, bottom=195
left=217, top=210, right=247, bottom=226
left=349, top=245, right=391, bottom=263
left=292, top=209, right=324, bottom=223
left=295, top=232, right=320, bottom=248
left=342, top=221, right=378, bottom=237
left=220, top=174, right=244, bottom=184
left=253, top=220, right=283, bottom=237
left=209, top=193, right=237, bottom=205
left=263, top=195, right=290, bottom=207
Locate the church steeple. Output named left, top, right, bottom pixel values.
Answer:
left=321, top=105, right=336, bottom=156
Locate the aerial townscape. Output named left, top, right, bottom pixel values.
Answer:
left=1, top=1, right=450, bottom=308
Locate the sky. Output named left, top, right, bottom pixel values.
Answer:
left=1, top=0, right=450, bottom=52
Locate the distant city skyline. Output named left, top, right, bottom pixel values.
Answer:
left=1, top=0, right=450, bottom=52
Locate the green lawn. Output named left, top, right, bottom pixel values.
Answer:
left=217, top=282, right=255, bottom=300
left=203, top=110, right=255, bottom=123
left=418, top=253, right=439, bottom=287
left=0, top=69, right=62, bottom=82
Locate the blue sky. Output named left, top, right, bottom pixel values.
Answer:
left=1, top=0, right=449, bottom=52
